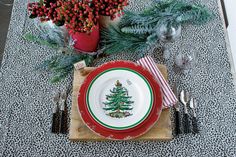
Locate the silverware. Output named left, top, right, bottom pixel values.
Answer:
left=180, top=90, right=191, bottom=134
left=173, top=83, right=181, bottom=135
left=51, top=93, right=60, bottom=134
left=180, top=90, right=189, bottom=113
left=190, top=98, right=199, bottom=134
left=59, top=90, right=68, bottom=134
left=190, top=98, right=197, bottom=117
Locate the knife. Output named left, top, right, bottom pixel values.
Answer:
left=190, top=98, right=199, bottom=134
left=180, top=90, right=191, bottom=134
left=51, top=93, right=60, bottom=134
left=173, top=83, right=181, bottom=135
left=59, top=91, right=68, bottom=134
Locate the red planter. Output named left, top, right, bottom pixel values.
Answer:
left=70, top=25, right=100, bottom=53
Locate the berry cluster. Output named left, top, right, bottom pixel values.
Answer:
left=59, top=0, right=99, bottom=34
left=93, top=0, right=128, bottom=19
left=28, top=0, right=64, bottom=26
left=27, top=0, right=129, bottom=33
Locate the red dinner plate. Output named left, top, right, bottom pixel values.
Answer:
left=78, top=61, right=163, bottom=140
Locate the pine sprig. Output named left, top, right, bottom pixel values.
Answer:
left=102, top=0, right=213, bottom=54
left=175, top=4, right=213, bottom=24
left=37, top=52, right=94, bottom=83
left=121, top=0, right=212, bottom=30
left=101, top=25, right=155, bottom=54
left=121, top=25, right=153, bottom=34
left=23, top=33, right=59, bottom=49
left=24, top=32, right=96, bottom=83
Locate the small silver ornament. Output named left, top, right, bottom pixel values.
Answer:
left=157, top=23, right=181, bottom=59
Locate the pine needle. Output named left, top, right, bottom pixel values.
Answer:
left=101, top=0, right=213, bottom=54
left=36, top=52, right=94, bottom=83
left=23, top=33, right=59, bottom=49
left=101, top=25, right=151, bottom=54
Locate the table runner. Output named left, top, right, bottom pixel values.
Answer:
left=0, top=0, right=236, bottom=156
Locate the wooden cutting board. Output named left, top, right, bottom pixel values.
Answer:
left=69, top=64, right=173, bottom=141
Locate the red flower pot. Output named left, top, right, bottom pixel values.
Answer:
left=70, top=25, right=100, bottom=53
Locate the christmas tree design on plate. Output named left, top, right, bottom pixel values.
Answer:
left=103, top=80, right=134, bottom=118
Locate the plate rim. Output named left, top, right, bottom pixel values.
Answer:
left=86, top=67, right=154, bottom=130
left=78, top=60, right=163, bottom=140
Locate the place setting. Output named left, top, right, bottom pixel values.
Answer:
left=69, top=60, right=174, bottom=140
left=24, top=0, right=213, bottom=141
left=67, top=54, right=200, bottom=140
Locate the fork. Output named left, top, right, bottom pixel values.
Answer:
left=180, top=90, right=191, bottom=134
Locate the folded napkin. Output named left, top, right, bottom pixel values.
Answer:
left=137, top=56, right=178, bottom=108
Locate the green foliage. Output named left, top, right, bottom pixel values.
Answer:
left=36, top=52, right=94, bottom=83
left=101, top=25, right=157, bottom=54
left=24, top=32, right=87, bottom=83
left=120, top=0, right=213, bottom=34
left=101, top=0, right=213, bottom=54
left=23, top=33, right=59, bottom=49
left=121, top=25, right=153, bottom=34
left=24, top=32, right=96, bottom=83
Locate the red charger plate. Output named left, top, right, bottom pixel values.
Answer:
left=78, top=61, right=163, bottom=140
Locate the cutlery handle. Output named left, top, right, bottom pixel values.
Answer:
left=183, top=113, right=191, bottom=134
left=175, top=110, right=181, bottom=135
left=51, top=112, right=59, bottom=134
left=192, top=117, right=199, bottom=134
left=59, top=110, right=67, bottom=134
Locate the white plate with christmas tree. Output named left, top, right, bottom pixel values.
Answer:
left=78, top=61, right=163, bottom=139
left=86, top=68, right=153, bottom=130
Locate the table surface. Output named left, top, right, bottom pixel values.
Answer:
left=0, top=0, right=236, bottom=156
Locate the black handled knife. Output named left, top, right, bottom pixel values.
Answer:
left=59, top=91, right=68, bottom=134
left=190, top=98, right=199, bottom=134
left=173, top=83, right=181, bottom=135
left=51, top=93, right=60, bottom=134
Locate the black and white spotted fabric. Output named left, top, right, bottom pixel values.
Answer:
left=0, top=0, right=236, bottom=156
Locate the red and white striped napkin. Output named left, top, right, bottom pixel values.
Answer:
left=137, top=56, right=177, bottom=108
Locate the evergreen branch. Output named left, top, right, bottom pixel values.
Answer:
left=36, top=52, right=94, bottom=83
left=120, top=0, right=212, bottom=28
left=23, top=33, right=59, bottom=49
left=147, top=33, right=159, bottom=45
left=175, top=5, right=213, bottom=24
left=101, top=1, right=213, bottom=54
left=121, top=25, right=154, bottom=34
left=119, top=10, right=155, bottom=27
left=101, top=25, right=151, bottom=54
